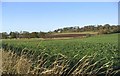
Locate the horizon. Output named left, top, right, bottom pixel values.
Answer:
left=2, top=2, right=118, bottom=33
left=1, top=24, right=118, bottom=33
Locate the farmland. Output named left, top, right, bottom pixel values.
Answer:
left=1, top=33, right=120, bottom=75
left=44, top=32, right=98, bottom=38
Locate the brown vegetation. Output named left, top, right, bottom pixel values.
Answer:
left=2, top=49, right=120, bottom=76
left=44, top=34, right=87, bottom=38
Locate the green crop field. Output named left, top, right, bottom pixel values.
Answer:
left=1, top=33, right=120, bottom=75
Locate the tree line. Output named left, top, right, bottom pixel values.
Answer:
left=1, top=24, right=120, bottom=39
left=1, top=31, right=47, bottom=39
left=54, top=24, right=120, bottom=34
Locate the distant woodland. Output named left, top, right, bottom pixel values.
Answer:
left=1, top=24, right=120, bottom=39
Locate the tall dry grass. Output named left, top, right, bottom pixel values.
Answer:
left=2, top=49, right=120, bottom=76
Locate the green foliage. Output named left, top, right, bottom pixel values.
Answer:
left=2, top=32, right=8, bottom=39
left=54, top=24, right=119, bottom=34
left=2, top=34, right=119, bottom=67
left=1, top=24, right=120, bottom=39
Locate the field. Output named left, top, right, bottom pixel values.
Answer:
left=1, top=33, right=120, bottom=75
left=45, top=32, right=98, bottom=38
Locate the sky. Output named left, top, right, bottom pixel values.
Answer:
left=1, top=0, right=119, bottom=2
left=2, top=2, right=118, bottom=33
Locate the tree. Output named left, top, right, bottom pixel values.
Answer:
left=14, top=31, right=20, bottom=38
left=2, top=32, right=8, bottom=39
left=39, top=32, right=46, bottom=38
left=30, top=32, right=39, bottom=38
left=22, top=31, right=30, bottom=38
left=9, top=32, right=16, bottom=38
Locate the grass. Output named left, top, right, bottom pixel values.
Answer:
left=2, top=50, right=120, bottom=75
left=1, top=33, right=120, bottom=75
